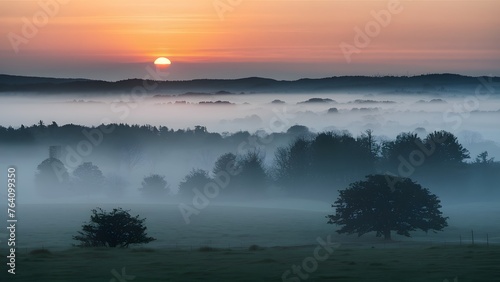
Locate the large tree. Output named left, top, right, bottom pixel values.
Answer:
left=73, top=208, right=156, bottom=248
left=327, top=175, right=448, bottom=240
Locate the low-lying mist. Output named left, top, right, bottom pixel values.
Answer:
left=1, top=91, right=500, bottom=142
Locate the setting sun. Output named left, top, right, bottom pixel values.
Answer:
left=154, top=57, right=171, bottom=65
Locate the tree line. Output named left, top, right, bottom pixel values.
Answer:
left=176, top=129, right=499, bottom=200
left=27, top=124, right=500, bottom=200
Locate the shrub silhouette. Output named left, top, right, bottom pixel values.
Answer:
left=73, top=208, right=156, bottom=248
left=178, top=169, right=212, bottom=199
left=139, top=174, right=169, bottom=197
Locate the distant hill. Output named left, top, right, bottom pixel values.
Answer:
left=0, top=73, right=496, bottom=95
left=0, top=74, right=91, bottom=85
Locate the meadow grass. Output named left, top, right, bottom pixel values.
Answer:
left=2, top=244, right=499, bottom=281
left=2, top=203, right=499, bottom=281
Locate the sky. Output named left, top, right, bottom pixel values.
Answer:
left=1, top=0, right=499, bottom=81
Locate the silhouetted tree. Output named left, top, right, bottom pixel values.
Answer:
left=139, top=174, right=169, bottom=197
left=73, top=208, right=156, bottom=248
left=273, top=138, right=311, bottom=195
left=38, top=120, right=45, bottom=128
left=72, top=162, right=105, bottom=195
left=286, top=125, right=312, bottom=138
left=237, top=151, right=268, bottom=197
left=474, top=151, right=494, bottom=164
left=310, top=131, right=374, bottom=188
left=357, top=129, right=380, bottom=162
left=48, top=121, right=58, bottom=129
left=213, top=153, right=239, bottom=176
left=468, top=151, right=500, bottom=193
left=327, top=175, right=448, bottom=240
left=423, top=131, right=469, bottom=165
left=178, top=169, right=212, bottom=198
left=194, top=125, right=207, bottom=135
left=35, top=157, right=69, bottom=195
left=381, top=132, right=422, bottom=171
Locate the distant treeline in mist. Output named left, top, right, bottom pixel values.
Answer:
left=1, top=122, right=499, bottom=200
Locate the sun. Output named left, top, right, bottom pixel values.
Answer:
left=154, top=57, right=171, bottom=65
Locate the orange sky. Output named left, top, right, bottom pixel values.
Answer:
left=1, top=0, right=499, bottom=80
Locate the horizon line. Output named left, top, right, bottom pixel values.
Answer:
left=1, top=72, right=498, bottom=84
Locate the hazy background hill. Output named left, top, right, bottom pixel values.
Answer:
left=0, top=74, right=90, bottom=86
left=0, top=73, right=496, bottom=95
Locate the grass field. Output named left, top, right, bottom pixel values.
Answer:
left=1, top=202, right=500, bottom=281
left=2, top=244, right=500, bottom=281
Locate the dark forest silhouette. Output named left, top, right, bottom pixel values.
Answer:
left=0, top=122, right=498, bottom=200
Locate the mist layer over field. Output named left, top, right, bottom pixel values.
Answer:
left=1, top=91, right=499, bottom=142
